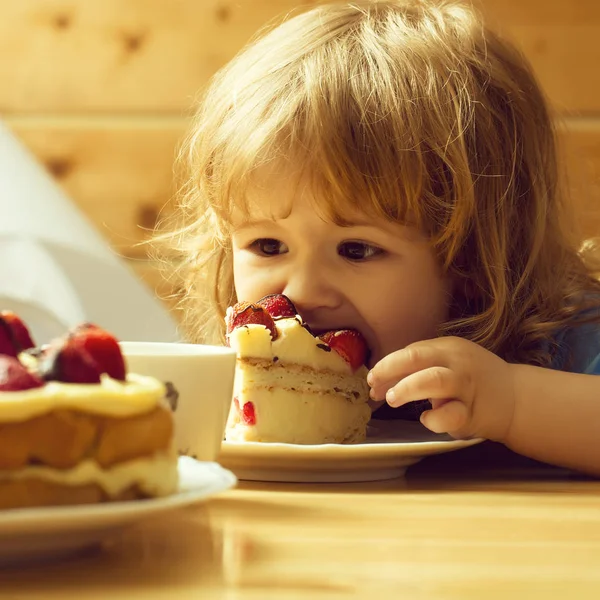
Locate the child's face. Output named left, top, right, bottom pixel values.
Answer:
left=230, top=175, right=452, bottom=367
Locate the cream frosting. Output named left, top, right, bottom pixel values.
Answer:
left=0, top=451, right=178, bottom=497
left=228, top=317, right=363, bottom=374
left=0, top=373, right=166, bottom=423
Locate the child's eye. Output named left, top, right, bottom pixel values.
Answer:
left=337, top=241, right=383, bottom=261
left=249, top=238, right=288, bottom=256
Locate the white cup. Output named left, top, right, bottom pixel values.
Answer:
left=120, top=341, right=236, bottom=462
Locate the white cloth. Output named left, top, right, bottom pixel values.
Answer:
left=0, top=120, right=179, bottom=345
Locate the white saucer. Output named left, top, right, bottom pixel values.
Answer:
left=0, top=457, right=236, bottom=567
left=219, top=420, right=483, bottom=483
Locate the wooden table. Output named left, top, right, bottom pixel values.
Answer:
left=2, top=443, right=600, bottom=599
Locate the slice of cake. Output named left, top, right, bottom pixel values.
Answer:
left=224, top=295, right=372, bottom=444
left=0, top=312, right=178, bottom=510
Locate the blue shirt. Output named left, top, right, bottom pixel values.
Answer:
left=552, top=320, right=600, bottom=375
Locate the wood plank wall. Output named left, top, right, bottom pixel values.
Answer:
left=1, top=0, right=599, bottom=318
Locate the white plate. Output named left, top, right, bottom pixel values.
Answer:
left=0, top=457, right=236, bottom=567
left=219, top=420, right=483, bottom=483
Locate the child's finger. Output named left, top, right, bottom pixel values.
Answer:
left=368, top=340, right=451, bottom=390
left=385, top=366, right=459, bottom=407
left=419, top=400, right=469, bottom=435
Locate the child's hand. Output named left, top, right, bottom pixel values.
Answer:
left=367, top=337, right=517, bottom=442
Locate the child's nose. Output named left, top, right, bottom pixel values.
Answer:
left=282, top=259, right=341, bottom=313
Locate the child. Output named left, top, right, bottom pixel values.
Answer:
left=161, top=0, right=600, bottom=475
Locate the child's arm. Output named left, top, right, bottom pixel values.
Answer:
left=504, top=364, right=600, bottom=475
left=367, top=337, right=600, bottom=476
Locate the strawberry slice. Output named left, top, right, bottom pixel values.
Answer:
left=0, top=311, right=35, bottom=352
left=241, top=401, right=256, bottom=426
left=226, top=302, right=277, bottom=340
left=0, top=355, right=45, bottom=391
left=318, top=329, right=369, bottom=372
left=256, top=294, right=297, bottom=319
left=38, top=323, right=126, bottom=384
left=39, top=338, right=102, bottom=384
left=70, top=323, right=127, bottom=381
left=0, top=321, right=18, bottom=357
left=233, top=395, right=256, bottom=425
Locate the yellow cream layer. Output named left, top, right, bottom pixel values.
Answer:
left=0, top=373, right=166, bottom=423
left=0, top=451, right=178, bottom=498
left=228, top=318, right=359, bottom=374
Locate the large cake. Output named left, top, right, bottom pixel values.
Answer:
left=225, top=295, right=371, bottom=444
left=0, top=311, right=178, bottom=510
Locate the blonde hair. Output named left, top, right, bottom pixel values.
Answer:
left=158, top=0, right=600, bottom=367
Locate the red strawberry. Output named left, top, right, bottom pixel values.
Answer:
left=70, top=323, right=126, bottom=381
left=256, top=294, right=297, bottom=319
left=241, top=401, right=256, bottom=426
left=318, top=329, right=369, bottom=372
left=226, top=302, right=277, bottom=340
left=40, top=338, right=102, bottom=384
left=0, top=311, right=35, bottom=352
left=0, top=321, right=18, bottom=357
left=0, top=355, right=45, bottom=391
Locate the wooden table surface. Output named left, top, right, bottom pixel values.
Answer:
left=2, top=442, right=600, bottom=599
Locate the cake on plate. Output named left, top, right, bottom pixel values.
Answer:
left=0, top=311, right=178, bottom=510
left=224, top=295, right=372, bottom=444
